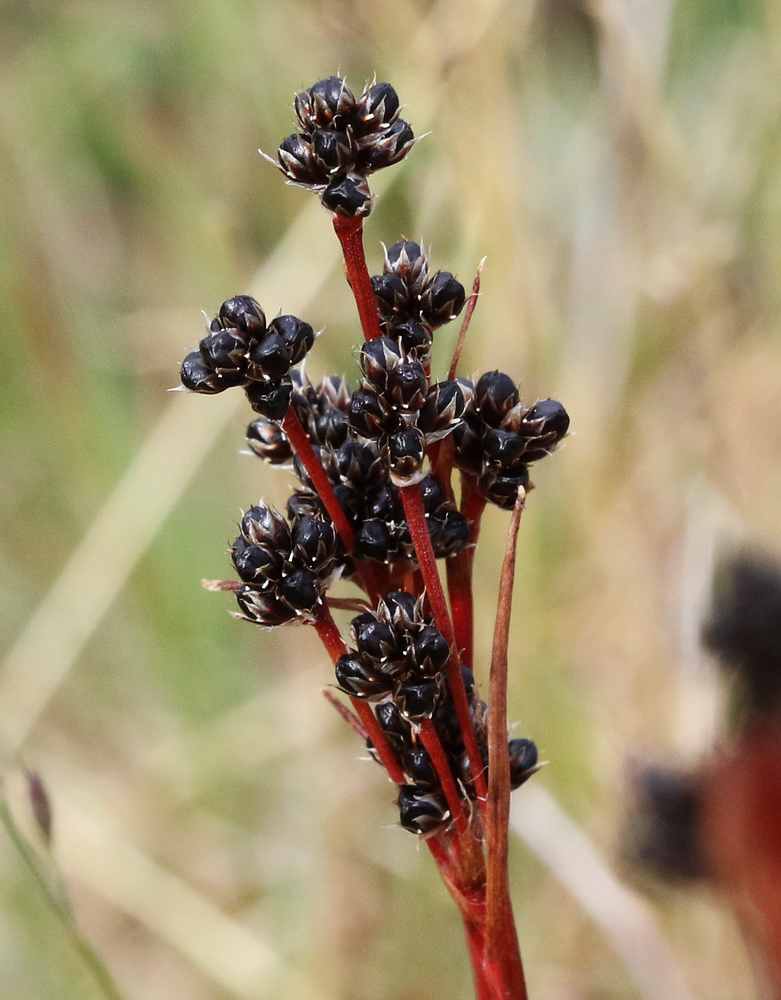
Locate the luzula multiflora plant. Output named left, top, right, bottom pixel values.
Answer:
left=180, top=76, right=569, bottom=1000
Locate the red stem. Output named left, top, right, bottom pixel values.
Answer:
left=484, top=487, right=527, bottom=1000
left=419, top=718, right=468, bottom=836
left=399, top=483, right=488, bottom=805
left=283, top=408, right=355, bottom=551
left=446, top=476, right=487, bottom=670
left=312, top=608, right=405, bottom=785
left=332, top=215, right=383, bottom=342
left=448, top=260, right=484, bottom=381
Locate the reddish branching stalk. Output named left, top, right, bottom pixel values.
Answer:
left=312, top=606, right=405, bottom=785
left=399, top=482, right=488, bottom=805
left=332, top=215, right=383, bottom=342
left=283, top=407, right=355, bottom=550
left=447, top=475, right=488, bottom=670
left=448, top=259, right=484, bottom=382
left=484, top=487, right=527, bottom=999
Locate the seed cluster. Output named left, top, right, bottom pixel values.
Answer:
left=232, top=505, right=344, bottom=625
left=276, top=77, right=415, bottom=217
left=332, top=591, right=539, bottom=834
left=372, top=240, right=466, bottom=363
left=453, top=372, right=570, bottom=508
left=180, top=295, right=315, bottom=420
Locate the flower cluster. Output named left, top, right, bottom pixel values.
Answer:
left=231, top=505, right=344, bottom=626
left=454, top=372, right=570, bottom=508
left=276, top=76, right=415, bottom=217
left=372, top=240, right=466, bottom=362
left=180, top=295, right=315, bottom=419
left=333, top=592, right=539, bottom=833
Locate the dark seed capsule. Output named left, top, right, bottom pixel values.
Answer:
left=231, top=536, right=283, bottom=585
left=248, top=332, right=291, bottom=380
left=398, top=785, right=449, bottom=835
left=380, top=590, right=419, bottom=626
left=420, top=272, right=466, bottom=327
left=348, top=388, right=387, bottom=439
left=523, top=398, right=570, bottom=442
left=314, top=409, right=350, bottom=448
left=359, top=336, right=404, bottom=389
left=334, top=653, right=394, bottom=700
left=360, top=119, right=415, bottom=172
left=433, top=509, right=470, bottom=557
left=396, top=676, right=442, bottom=723
left=291, top=516, right=338, bottom=569
left=403, top=746, right=440, bottom=792
left=311, top=128, right=356, bottom=173
left=412, top=625, right=450, bottom=674
left=356, top=518, right=394, bottom=563
left=219, top=295, right=267, bottom=336
left=477, top=468, right=530, bottom=510
left=321, top=171, right=372, bottom=217
left=199, top=330, right=249, bottom=374
left=359, top=82, right=400, bottom=128
left=376, top=701, right=409, bottom=749
left=277, top=133, right=327, bottom=187
left=278, top=566, right=320, bottom=611
left=180, top=351, right=224, bottom=393
left=297, top=76, right=356, bottom=131
left=509, top=738, right=539, bottom=789
left=236, top=586, right=296, bottom=626
left=353, top=617, right=399, bottom=662
left=240, top=505, right=291, bottom=550
left=417, top=381, right=466, bottom=438
left=385, top=361, right=428, bottom=410
left=393, top=320, right=431, bottom=356
left=372, top=272, right=413, bottom=318
left=482, top=427, right=525, bottom=468
left=246, top=418, right=293, bottom=464
left=419, top=474, right=445, bottom=513
left=475, top=371, right=520, bottom=427
left=385, top=428, right=425, bottom=484
left=385, top=240, right=427, bottom=288
left=245, top=378, right=292, bottom=420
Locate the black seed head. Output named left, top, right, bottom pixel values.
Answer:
left=246, top=418, right=293, bottom=464
left=412, top=625, right=450, bottom=674
left=236, top=586, right=296, bottom=626
left=420, top=272, right=466, bottom=328
left=385, top=428, right=425, bottom=485
left=396, top=676, right=442, bottom=723
left=398, top=785, right=448, bottom=834
left=360, top=119, right=415, bottom=172
left=358, top=82, right=400, bottom=129
left=475, top=371, right=520, bottom=427
left=278, top=133, right=328, bottom=187
left=240, top=505, right=291, bottom=550
left=278, top=566, right=320, bottom=611
left=219, top=295, right=267, bottom=336
left=231, top=536, right=283, bottom=586
left=335, top=653, right=394, bottom=700
left=245, top=378, right=292, bottom=420
left=321, top=171, right=372, bottom=217
left=180, top=352, right=225, bottom=393
left=270, top=315, right=316, bottom=366
left=508, top=738, right=539, bottom=789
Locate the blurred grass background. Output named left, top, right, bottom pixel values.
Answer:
left=1, top=0, right=780, bottom=997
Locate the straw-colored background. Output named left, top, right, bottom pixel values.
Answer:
left=2, top=1, right=780, bottom=997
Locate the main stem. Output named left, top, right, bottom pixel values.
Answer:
left=332, top=215, right=383, bottom=342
